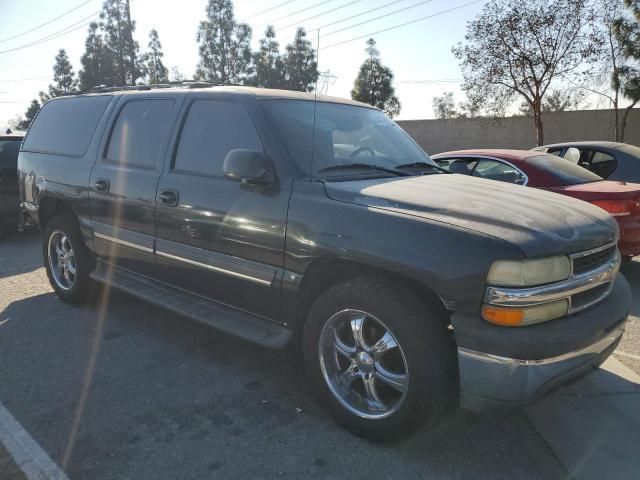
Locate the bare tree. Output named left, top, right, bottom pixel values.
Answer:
left=432, top=92, right=458, bottom=119
left=454, top=0, right=599, bottom=145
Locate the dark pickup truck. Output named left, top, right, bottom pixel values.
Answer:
left=18, top=85, right=630, bottom=440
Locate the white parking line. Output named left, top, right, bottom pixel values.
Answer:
left=0, top=401, right=69, bottom=480
left=615, top=350, right=640, bottom=362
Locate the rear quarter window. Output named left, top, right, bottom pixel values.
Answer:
left=527, top=154, right=603, bottom=185
left=22, top=95, right=112, bottom=157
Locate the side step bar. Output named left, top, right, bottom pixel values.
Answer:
left=90, top=262, right=292, bottom=348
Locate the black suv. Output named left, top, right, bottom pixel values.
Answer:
left=18, top=85, right=630, bottom=440
left=1, top=130, right=24, bottom=234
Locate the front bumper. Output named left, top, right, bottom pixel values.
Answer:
left=455, top=275, right=630, bottom=408
left=458, top=326, right=623, bottom=408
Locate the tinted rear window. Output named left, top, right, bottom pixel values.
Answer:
left=23, top=96, right=112, bottom=156
left=527, top=154, right=602, bottom=185
left=105, top=99, right=175, bottom=168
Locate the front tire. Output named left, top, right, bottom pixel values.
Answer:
left=303, top=277, right=456, bottom=441
left=43, top=214, right=93, bottom=303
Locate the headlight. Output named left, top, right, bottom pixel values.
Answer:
left=482, top=299, right=570, bottom=327
left=487, top=256, right=571, bottom=287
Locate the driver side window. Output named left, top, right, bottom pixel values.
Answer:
left=473, top=160, right=526, bottom=184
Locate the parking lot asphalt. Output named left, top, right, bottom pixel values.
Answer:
left=0, top=230, right=638, bottom=480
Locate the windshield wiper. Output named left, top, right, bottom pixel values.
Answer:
left=396, top=162, right=450, bottom=174
left=316, top=163, right=411, bottom=177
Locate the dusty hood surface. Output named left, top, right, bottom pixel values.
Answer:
left=324, top=174, right=618, bottom=257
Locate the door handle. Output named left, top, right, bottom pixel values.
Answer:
left=158, top=189, right=179, bottom=206
left=94, top=179, right=110, bottom=193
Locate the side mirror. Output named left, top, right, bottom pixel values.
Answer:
left=223, top=149, right=276, bottom=186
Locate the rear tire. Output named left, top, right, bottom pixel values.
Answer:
left=303, top=276, right=456, bottom=441
left=43, top=214, right=93, bottom=303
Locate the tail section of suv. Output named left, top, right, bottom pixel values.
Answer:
left=18, top=85, right=630, bottom=440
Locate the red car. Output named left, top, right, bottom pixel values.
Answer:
left=433, top=149, right=640, bottom=259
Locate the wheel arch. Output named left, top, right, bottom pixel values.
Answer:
left=293, top=258, right=450, bottom=337
left=38, top=196, right=77, bottom=229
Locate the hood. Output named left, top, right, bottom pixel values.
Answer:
left=324, top=174, right=618, bottom=258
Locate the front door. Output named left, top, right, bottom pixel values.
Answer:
left=154, top=96, right=291, bottom=321
left=89, top=96, right=180, bottom=276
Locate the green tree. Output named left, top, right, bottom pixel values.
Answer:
left=454, top=0, right=599, bottom=146
left=79, top=21, right=115, bottom=90
left=518, top=88, right=585, bottom=116
left=100, top=0, right=140, bottom=85
left=196, top=0, right=252, bottom=83
left=351, top=38, right=400, bottom=117
left=283, top=28, right=318, bottom=92
left=432, top=92, right=458, bottom=119
left=141, top=29, right=168, bottom=84
left=613, top=0, right=640, bottom=140
left=17, top=100, right=41, bottom=130
left=251, top=26, right=285, bottom=88
left=47, top=49, right=78, bottom=97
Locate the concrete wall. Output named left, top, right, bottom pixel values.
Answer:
left=397, top=109, right=640, bottom=154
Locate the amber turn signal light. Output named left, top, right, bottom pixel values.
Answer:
left=482, top=306, right=524, bottom=326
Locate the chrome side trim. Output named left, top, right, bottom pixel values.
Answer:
left=94, top=232, right=154, bottom=254
left=485, top=254, right=621, bottom=314
left=156, top=250, right=273, bottom=287
left=458, top=328, right=624, bottom=366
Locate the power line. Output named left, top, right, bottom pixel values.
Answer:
left=315, top=0, right=405, bottom=31
left=399, top=79, right=463, bottom=84
left=320, top=0, right=485, bottom=49
left=0, top=0, right=95, bottom=44
left=0, top=11, right=100, bottom=54
left=241, top=0, right=300, bottom=22
left=276, top=0, right=364, bottom=31
left=0, top=76, right=51, bottom=83
left=323, top=0, right=435, bottom=38
left=258, top=0, right=336, bottom=28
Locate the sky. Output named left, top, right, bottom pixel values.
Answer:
left=0, top=0, right=490, bottom=127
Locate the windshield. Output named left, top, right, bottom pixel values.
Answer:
left=262, top=99, right=435, bottom=178
left=527, top=154, right=603, bottom=185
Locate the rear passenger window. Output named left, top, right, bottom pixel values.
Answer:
left=590, top=151, right=617, bottom=178
left=173, top=100, right=263, bottom=177
left=22, top=96, right=111, bottom=156
left=105, top=99, right=174, bottom=168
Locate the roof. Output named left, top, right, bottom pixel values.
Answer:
left=541, top=141, right=626, bottom=149
left=433, top=149, right=543, bottom=161
left=70, top=84, right=373, bottom=109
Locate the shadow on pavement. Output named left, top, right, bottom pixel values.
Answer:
left=525, top=364, right=640, bottom=480
left=621, top=259, right=640, bottom=317
left=0, top=288, right=568, bottom=480
left=0, top=229, right=41, bottom=280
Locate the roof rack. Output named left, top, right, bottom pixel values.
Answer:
left=71, top=80, right=241, bottom=95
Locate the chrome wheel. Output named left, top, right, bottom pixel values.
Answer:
left=319, top=309, right=409, bottom=419
left=48, top=230, right=76, bottom=291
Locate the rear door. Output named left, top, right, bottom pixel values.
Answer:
left=89, top=95, right=181, bottom=276
left=154, top=94, right=291, bottom=321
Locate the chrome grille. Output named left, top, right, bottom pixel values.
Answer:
left=572, top=245, right=617, bottom=277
